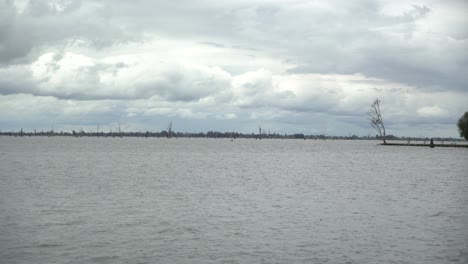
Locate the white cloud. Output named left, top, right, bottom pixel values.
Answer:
left=417, top=105, right=448, bottom=117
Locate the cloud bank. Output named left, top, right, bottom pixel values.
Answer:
left=1, top=0, right=467, bottom=137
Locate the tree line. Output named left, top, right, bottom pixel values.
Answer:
left=0, top=128, right=465, bottom=142
left=2, top=102, right=467, bottom=141
left=0, top=129, right=349, bottom=139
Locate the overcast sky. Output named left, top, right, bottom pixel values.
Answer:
left=1, top=0, right=467, bottom=137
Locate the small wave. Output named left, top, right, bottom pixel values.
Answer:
left=43, top=220, right=85, bottom=227
left=39, top=209, right=74, bottom=214
left=37, top=243, right=62, bottom=248
left=89, top=255, right=120, bottom=262
left=429, top=211, right=444, bottom=217
left=157, top=228, right=172, bottom=234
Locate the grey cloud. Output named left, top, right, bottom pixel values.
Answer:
left=281, top=3, right=466, bottom=91
left=362, top=56, right=468, bottom=92
left=0, top=72, right=36, bottom=95
left=0, top=0, right=139, bottom=64
left=24, top=0, right=84, bottom=17
left=0, top=1, right=33, bottom=63
left=230, top=73, right=340, bottom=115
left=1, top=0, right=467, bottom=137
left=407, top=5, right=431, bottom=19
left=119, top=64, right=233, bottom=103
left=0, top=57, right=231, bottom=102
left=2, top=0, right=465, bottom=96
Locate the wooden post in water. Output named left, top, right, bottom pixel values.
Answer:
left=430, top=138, right=435, bottom=148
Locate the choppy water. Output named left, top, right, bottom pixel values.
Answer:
left=1, top=137, right=467, bottom=264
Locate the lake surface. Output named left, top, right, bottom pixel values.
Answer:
left=1, top=137, right=467, bottom=264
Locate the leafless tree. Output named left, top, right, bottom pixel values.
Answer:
left=167, top=121, right=173, bottom=138
left=368, top=99, right=387, bottom=144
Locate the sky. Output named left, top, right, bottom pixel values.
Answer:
left=0, top=0, right=467, bottom=137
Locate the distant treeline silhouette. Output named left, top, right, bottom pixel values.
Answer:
left=0, top=129, right=465, bottom=142
left=0, top=129, right=331, bottom=139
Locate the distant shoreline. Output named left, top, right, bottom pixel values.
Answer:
left=1, top=131, right=467, bottom=145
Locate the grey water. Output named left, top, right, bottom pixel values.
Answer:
left=1, top=137, right=467, bottom=264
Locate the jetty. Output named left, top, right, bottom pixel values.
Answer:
left=382, top=142, right=468, bottom=148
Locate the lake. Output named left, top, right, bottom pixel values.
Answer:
left=1, top=137, right=467, bottom=264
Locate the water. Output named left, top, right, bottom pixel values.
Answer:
left=1, top=137, right=467, bottom=264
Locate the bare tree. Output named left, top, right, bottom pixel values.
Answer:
left=167, top=121, right=173, bottom=139
left=368, top=99, right=387, bottom=144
